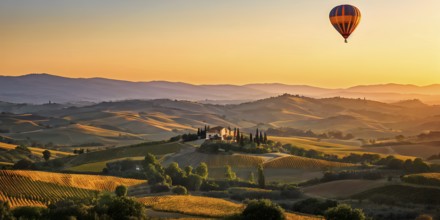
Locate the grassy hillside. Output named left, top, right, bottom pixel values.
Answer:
left=271, top=136, right=416, bottom=160
left=67, top=156, right=146, bottom=172
left=9, top=123, right=144, bottom=147
left=138, top=195, right=320, bottom=219
left=0, top=170, right=146, bottom=191
left=353, top=185, right=440, bottom=205
left=164, top=150, right=266, bottom=168
left=302, top=179, right=388, bottom=198
left=60, top=141, right=184, bottom=169
left=0, top=142, right=73, bottom=156
left=364, top=142, right=440, bottom=159
left=402, top=173, right=440, bottom=187
left=0, top=142, right=74, bottom=163
left=3, top=95, right=440, bottom=148
left=0, top=170, right=145, bottom=208
left=270, top=136, right=365, bottom=157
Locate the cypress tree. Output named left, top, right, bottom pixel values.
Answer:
left=249, top=172, right=255, bottom=184
left=259, top=131, right=264, bottom=144
left=240, top=134, right=244, bottom=146
left=255, top=129, right=259, bottom=144
left=264, top=132, right=268, bottom=144
left=257, top=164, right=265, bottom=188
left=250, top=133, right=253, bottom=143
left=236, top=128, right=240, bottom=142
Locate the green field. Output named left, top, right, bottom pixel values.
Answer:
left=67, top=156, right=146, bottom=172
left=271, top=136, right=416, bottom=160
left=401, top=173, right=440, bottom=187
left=60, top=141, right=184, bottom=169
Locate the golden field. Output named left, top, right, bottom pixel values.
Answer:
left=1, top=170, right=146, bottom=191
left=0, top=170, right=146, bottom=208
left=0, top=142, right=74, bottom=158
left=138, top=195, right=244, bottom=217
left=263, top=155, right=355, bottom=169
left=138, top=195, right=322, bottom=219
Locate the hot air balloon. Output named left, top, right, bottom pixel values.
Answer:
left=329, top=4, right=361, bottom=43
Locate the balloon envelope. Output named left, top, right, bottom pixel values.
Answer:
left=329, top=5, right=361, bottom=43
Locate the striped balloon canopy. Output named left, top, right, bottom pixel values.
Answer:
left=329, top=4, right=361, bottom=43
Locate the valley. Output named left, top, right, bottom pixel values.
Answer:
left=1, top=95, right=440, bottom=219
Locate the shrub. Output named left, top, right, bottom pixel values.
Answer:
left=416, top=214, right=433, bottom=220
left=107, top=196, right=147, bottom=220
left=402, top=173, right=440, bottom=187
left=181, top=133, right=199, bottom=142
left=242, top=199, right=285, bottom=220
left=43, top=149, right=51, bottom=161
left=194, top=162, right=209, bottom=179
left=172, top=185, right=188, bottom=195
left=115, top=185, right=128, bottom=197
left=324, top=204, right=366, bottom=220
left=13, top=206, right=48, bottom=220
left=280, top=184, right=301, bottom=199
left=13, top=159, right=34, bottom=169
left=292, top=198, right=338, bottom=215
left=186, top=174, right=203, bottom=191
left=150, top=183, right=171, bottom=193
left=169, top=135, right=181, bottom=142
left=16, top=145, right=31, bottom=153
left=225, top=165, right=237, bottom=181
left=48, top=199, right=91, bottom=220
left=200, top=180, right=221, bottom=191
left=0, top=201, right=14, bottom=220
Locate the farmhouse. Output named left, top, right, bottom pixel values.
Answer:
left=206, top=126, right=233, bottom=140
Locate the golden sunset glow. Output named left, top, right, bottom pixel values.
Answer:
left=0, top=0, right=439, bottom=87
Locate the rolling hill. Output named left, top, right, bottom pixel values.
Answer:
left=2, top=89, right=440, bottom=148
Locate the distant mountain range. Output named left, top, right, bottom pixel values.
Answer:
left=1, top=74, right=440, bottom=104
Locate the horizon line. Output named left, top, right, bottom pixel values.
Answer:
left=1, top=73, right=440, bottom=89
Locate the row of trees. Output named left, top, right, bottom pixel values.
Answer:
left=266, top=127, right=354, bottom=140
left=142, top=153, right=210, bottom=192
left=249, top=128, right=268, bottom=146
left=282, top=143, right=433, bottom=174
left=0, top=189, right=147, bottom=220
left=196, top=126, right=270, bottom=145
left=13, top=145, right=52, bottom=162
left=224, top=164, right=266, bottom=189
left=142, top=151, right=270, bottom=193
left=196, top=125, right=211, bottom=139
left=240, top=199, right=367, bottom=220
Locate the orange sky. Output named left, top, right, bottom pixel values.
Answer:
left=0, top=0, right=439, bottom=87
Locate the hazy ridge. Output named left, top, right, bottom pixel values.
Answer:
left=2, top=74, right=440, bottom=104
